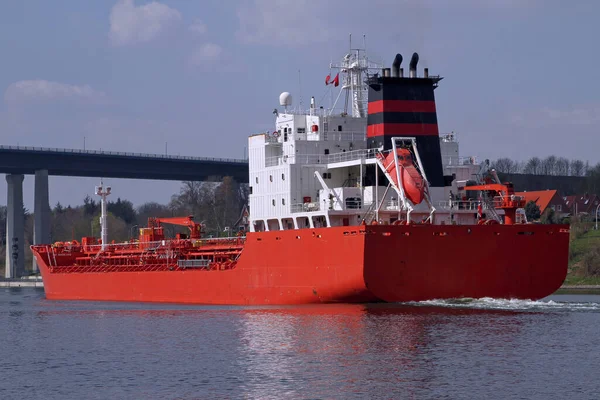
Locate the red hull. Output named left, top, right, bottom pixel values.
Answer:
left=32, top=224, right=569, bottom=305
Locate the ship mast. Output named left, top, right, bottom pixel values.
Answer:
left=95, top=180, right=111, bottom=250
left=329, top=34, right=382, bottom=117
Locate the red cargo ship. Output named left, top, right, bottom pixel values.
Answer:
left=31, top=46, right=569, bottom=304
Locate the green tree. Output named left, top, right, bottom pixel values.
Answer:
left=108, top=198, right=136, bottom=225
left=83, top=195, right=98, bottom=216
left=540, top=208, right=556, bottom=224
left=524, top=200, right=541, bottom=221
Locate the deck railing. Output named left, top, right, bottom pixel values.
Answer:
left=266, top=148, right=378, bottom=167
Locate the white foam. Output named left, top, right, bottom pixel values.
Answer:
left=402, top=297, right=600, bottom=312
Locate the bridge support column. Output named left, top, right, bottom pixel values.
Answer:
left=33, top=170, right=51, bottom=272
left=5, top=174, right=25, bottom=278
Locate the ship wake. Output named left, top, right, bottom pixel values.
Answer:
left=402, top=297, right=600, bottom=312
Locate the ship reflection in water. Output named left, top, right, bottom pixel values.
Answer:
left=4, top=289, right=600, bottom=399
left=235, top=303, right=544, bottom=399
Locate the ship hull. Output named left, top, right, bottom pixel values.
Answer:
left=33, top=224, right=569, bottom=305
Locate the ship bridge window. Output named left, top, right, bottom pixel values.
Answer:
left=297, top=128, right=305, bottom=134
left=338, top=125, right=342, bottom=131
left=324, top=149, right=330, bottom=155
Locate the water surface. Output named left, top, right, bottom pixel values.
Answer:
left=1, top=289, right=599, bottom=399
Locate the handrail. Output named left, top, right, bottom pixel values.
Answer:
left=0, top=145, right=246, bottom=164
left=266, top=148, right=378, bottom=167
left=33, top=236, right=246, bottom=252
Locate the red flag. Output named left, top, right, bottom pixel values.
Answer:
left=332, top=73, right=339, bottom=87
left=325, top=74, right=331, bottom=85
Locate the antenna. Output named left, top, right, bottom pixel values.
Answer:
left=298, top=69, right=303, bottom=108
left=363, top=34, right=366, bottom=56
left=349, top=33, right=352, bottom=52
left=95, top=178, right=111, bottom=251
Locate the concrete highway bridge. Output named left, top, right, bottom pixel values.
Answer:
left=0, top=145, right=248, bottom=278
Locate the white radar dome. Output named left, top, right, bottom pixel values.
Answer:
left=279, top=92, right=292, bottom=107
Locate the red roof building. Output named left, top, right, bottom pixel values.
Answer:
left=515, top=190, right=569, bottom=218
left=563, top=194, right=600, bottom=216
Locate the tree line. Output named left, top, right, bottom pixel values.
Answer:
left=490, top=156, right=589, bottom=176
left=0, top=177, right=248, bottom=274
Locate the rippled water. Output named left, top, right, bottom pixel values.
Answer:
left=1, top=289, right=600, bottom=399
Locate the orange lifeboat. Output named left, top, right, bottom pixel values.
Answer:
left=377, top=149, right=425, bottom=205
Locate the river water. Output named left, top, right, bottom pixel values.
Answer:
left=1, top=289, right=599, bottom=400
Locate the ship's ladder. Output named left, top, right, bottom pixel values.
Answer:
left=362, top=196, right=379, bottom=224
left=481, top=195, right=503, bottom=223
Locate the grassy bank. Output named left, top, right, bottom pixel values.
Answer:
left=565, top=224, right=600, bottom=285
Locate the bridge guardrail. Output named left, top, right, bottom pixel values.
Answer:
left=0, top=145, right=247, bottom=164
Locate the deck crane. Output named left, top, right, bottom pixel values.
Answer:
left=147, top=216, right=202, bottom=239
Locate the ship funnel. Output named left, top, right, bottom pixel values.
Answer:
left=409, top=52, right=419, bottom=78
left=391, top=53, right=403, bottom=78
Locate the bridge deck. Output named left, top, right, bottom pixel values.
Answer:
left=0, top=145, right=249, bottom=182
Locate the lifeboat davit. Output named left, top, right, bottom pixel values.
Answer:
left=377, top=149, right=425, bottom=205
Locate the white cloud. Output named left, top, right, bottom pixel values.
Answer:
left=189, top=43, right=223, bottom=65
left=237, top=0, right=331, bottom=46
left=109, top=0, right=182, bottom=46
left=236, top=0, right=541, bottom=47
left=189, top=19, right=207, bottom=35
left=4, top=80, right=106, bottom=105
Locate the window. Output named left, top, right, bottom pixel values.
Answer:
left=297, top=128, right=305, bottom=134
left=338, top=125, right=342, bottom=132
left=255, top=177, right=258, bottom=184
left=272, top=199, right=275, bottom=206
left=282, top=199, right=285, bottom=205
left=282, top=173, right=285, bottom=180
left=557, top=205, right=562, bottom=211
left=249, top=186, right=253, bottom=194
left=324, top=149, right=330, bottom=155
left=269, top=175, right=273, bottom=182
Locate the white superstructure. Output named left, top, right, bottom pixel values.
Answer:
left=248, top=48, right=504, bottom=232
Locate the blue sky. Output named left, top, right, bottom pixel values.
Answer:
left=0, top=0, right=598, bottom=209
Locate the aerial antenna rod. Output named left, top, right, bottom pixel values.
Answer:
left=298, top=69, right=303, bottom=109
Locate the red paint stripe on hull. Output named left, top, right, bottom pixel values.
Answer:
left=367, top=123, right=439, bottom=137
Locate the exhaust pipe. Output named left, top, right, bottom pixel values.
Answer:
left=424, top=67, right=429, bottom=78
left=391, top=53, right=402, bottom=78
left=409, top=52, right=419, bottom=78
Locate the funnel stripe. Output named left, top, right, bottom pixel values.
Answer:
left=367, top=123, right=439, bottom=137
left=367, top=112, right=438, bottom=125
left=368, top=100, right=437, bottom=114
